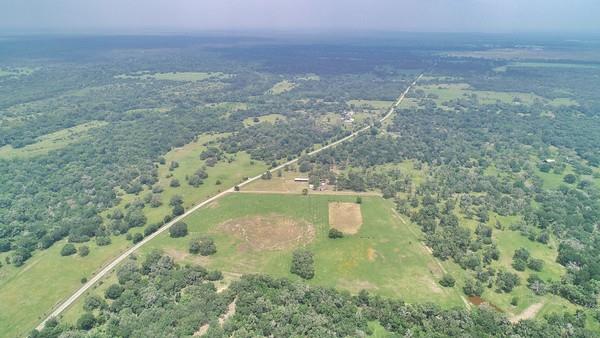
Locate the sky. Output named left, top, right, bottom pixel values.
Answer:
left=2, top=0, right=600, bottom=34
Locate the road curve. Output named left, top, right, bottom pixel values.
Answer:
left=36, top=73, right=422, bottom=331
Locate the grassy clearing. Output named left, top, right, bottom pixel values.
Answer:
left=266, top=80, right=296, bottom=94
left=348, top=99, right=394, bottom=110
left=0, top=237, right=130, bottom=338
left=138, top=193, right=465, bottom=307
left=418, top=83, right=575, bottom=107
left=116, top=71, right=228, bottom=82
left=0, top=121, right=107, bottom=159
left=243, top=113, right=286, bottom=126
left=510, top=62, right=600, bottom=70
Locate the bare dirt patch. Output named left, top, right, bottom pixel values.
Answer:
left=367, top=247, right=377, bottom=261
left=329, top=202, right=363, bottom=234
left=165, top=248, right=211, bottom=265
left=510, top=302, right=544, bottom=323
left=218, top=214, right=315, bottom=251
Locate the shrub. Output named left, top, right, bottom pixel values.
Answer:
left=290, top=249, right=315, bottom=280
left=169, top=222, right=188, bottom=238
left=60, top=243, right=77, bottom=256
left=527, top=258, right=544, bottom=271
left=328, top=228, right=344, bottom=239
left=96, top=236, right=111, bottom=246
left=132, top=233, right=144, bottom=244
left=189, top=237, right=217, bottom=256
left=512, top=259, right=527, bottom=271
left=76, top=313, right=96, bottom=330
left=513, top=248, right=530, bottom=261
left=356, top=196, right=362, bottom=204
left=105, top=284, right=125, bottom=299
left=563, top=174, right=577, bottom=184
left=83, top=295, right=106, bottom=311
left=463, top=279, right=484, bottom=296
left=79, top=245, right=90, bottom=257
left=206, top=270, right=223, bottom=281
left=439, top=274, right=456, bottom=287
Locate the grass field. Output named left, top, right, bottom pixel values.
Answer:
left=243, top=113, right=286, bottom=126
left=116, top=71, right=228, bottom=82
left=417, top=83, right=576, bottom=107
left=135, top=193, right=466, bottom=306
left=266, top=80, right=296, bottom=94
left=0, top=121, right=107, bottom=159
left=62, top=193, right=465, bottom=325
left=0, top=236, right=130, bottom=338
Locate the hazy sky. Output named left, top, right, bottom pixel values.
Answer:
left=2, top=0, right=600, bottom=34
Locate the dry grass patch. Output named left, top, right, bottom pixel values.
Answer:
left=329, top=202, right=363, bottom=234
left=217, top=214, right=315, bottom=251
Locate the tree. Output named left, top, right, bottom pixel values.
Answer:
left=328, top=228, right=344, bottom=239
left=105, top=284, right=124, bottom=299
left=513, top=248, right=530, bottom=261
left=356, top=196, right=362, bottom=204
left=563, top=174, right=577, bottom=184
left=290, top=249, right=315, bottom=279
left=76, top=313, right=95, bottom=330
left=60, top=243, right=77, bottom=256
left=527, top=258, right=544, bottom=271
left=439, top=274, right=456, bottom=287
left=172, top=204, right=184, bottom=216
left=512, top=259, right=527, bottom=271
left=261, top=171, right=272, bottom=180
left=132, top=233, right=144, bottom=244
left=83, top=295, right=106, bottom=312
left=169, top=222, right=188, bottom=238
left=78, top=245, right=90, bottom=257
left=170, top=178, right=180, bottom=187
left=189, top=237, right=217, bottom=256
left=496, top=271, right=520, bottom=293
left=302, top=188, right=308, bottom=195
left=96, top=236, right=111, bottom=246
left=463, top=279, right=484, bottom=296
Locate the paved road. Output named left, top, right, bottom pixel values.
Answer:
left=36, top=73, right=422, bottom=331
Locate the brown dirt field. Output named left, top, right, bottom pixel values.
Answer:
left=329, top=202, right=363, bottom=234
left=217, top=214, right=315, bottom=251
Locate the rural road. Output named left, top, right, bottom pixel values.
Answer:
left=36, top=73, right=423, bottom=331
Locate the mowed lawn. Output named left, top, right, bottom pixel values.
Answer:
left=140, top=193, right=465, bottom=307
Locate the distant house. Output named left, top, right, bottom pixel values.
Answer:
left=342, top=110, right=355, bottom=123
left=294, top=177, right=309, bottom=182
left=543, top=159, right=556, bottom=164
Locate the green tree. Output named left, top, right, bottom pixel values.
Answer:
left=60, top=243, right=77, bottom=256
left=439, top=274, right=456, bottom=287
left=169, top=222, right=188, bottom=238
left=76, top=313, right=96, bottom=330
left=78, top=245, right=90, bottom=257
left=290, top=249, right=315, bottom=280
left=328, top=228, right=344, bottom=239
